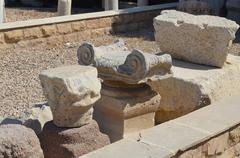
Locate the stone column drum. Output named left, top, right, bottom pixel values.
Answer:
left=39, top=65, right=101, bottom=127
left=77, top=40, right=172, bottom=142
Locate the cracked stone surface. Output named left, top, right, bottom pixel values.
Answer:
left=154, top=10, right=239, bottom=67
left=39, top=65, right=101, bottom=127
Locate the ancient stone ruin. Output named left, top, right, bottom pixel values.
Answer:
left=154, top=10, right=239, bottom=67
left=39, top=65, right=101, bottom=127
left=0, top=1, right=240, bottom=157
left=151, top=9, right=240, bottom=124
left=77, top=40, right=172, bottom=142
left=39, top=65, right=110, bottom=158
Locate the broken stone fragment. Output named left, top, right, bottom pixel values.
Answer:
left=0, top=104, right=53, bottom=135
left=24, top=103, right=53, bottom=135
left=77, top=40, right=172, bottom=84
left=39, top=65, right=101, bottom=127
left=0, top=124, right=44, bottom=158
left=154, top=10, right=240, bottom=67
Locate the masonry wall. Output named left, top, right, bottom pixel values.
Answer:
left=177, top=125, right=240, bottom=158
left=0, top=9, right=160, bottom=48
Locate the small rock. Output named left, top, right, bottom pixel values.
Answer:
left=0, top=124, right=44, bottom=158
left=0, top=103, right=53, bottom=135
left=24, top=103, right=53, bottom=135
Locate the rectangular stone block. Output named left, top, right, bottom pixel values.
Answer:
left=56, top=23, right=72, bottom=34
left=93, top=84, right=160, bottom=142
left=173, top=96, right=240, bottom=135
left=154, top=10, right=239, bottom=67
left=41, top=25, right=57, bottom=37
left=4, top=30, right=24, bottom=43
left=80, top=139, right=172, bottom=158
left=149, top=55, right=240, bottom=124
left=128, top=121, right=209, bottom=152
left=71, top=21, right=86, bottom=32
left=23, top=27, right=43, bottom=39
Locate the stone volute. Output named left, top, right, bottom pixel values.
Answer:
left=77, top=40, right=173, bottom=142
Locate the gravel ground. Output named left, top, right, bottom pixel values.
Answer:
left=5, top=7, right=101, bottom=22
left=0, top=28, right=158, bottom=117
left=0, top=28, right=239, bottom=118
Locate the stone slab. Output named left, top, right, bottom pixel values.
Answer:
left=80, top=96, right=240, bottom=158
left=128, top=121, right=209, bottom=152
left=173, top=96, right=240, bottom=135
left=39, top=120, right=110, bottom=158
left=148, top=55, right=240, bottom=124
left=80, top=139, right=172, bottom=158
left=154, top=10, right=239, bottom=67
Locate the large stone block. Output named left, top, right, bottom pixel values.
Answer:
left=94, top=82, right=160, bottom=142
left=39, top=65, right=101, bottom=127
left=154, top=10, right=239, bottom=67
left=39, top=120, right=110, bottom=158
left=149, top=55, right=240, bottom=124
left=0, top=124, right=44, bottom=158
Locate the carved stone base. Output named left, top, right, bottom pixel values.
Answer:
left=93, top=81, right=161, bottom=142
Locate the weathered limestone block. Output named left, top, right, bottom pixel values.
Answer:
left=154, top=10, right=240, bottom=67
left=39, top=120, right=110, bottom=158
left=94, top=81, right=160, bottom=142
left=77, top=40, right=172, bottom=84
left=149, top=55, right=240, bottom=124
left=78, top=40, right=172, bottom=142
left=0, top=124, right=44, bottom=158
left=39, top=65, right=101, bottom=127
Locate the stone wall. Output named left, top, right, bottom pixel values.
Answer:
left=0, top=3, right=177, bottom=48
left=177, top=125, right=240, bottom=158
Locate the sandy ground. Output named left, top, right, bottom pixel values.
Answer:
left=0, top=27, right=239, bottom=118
